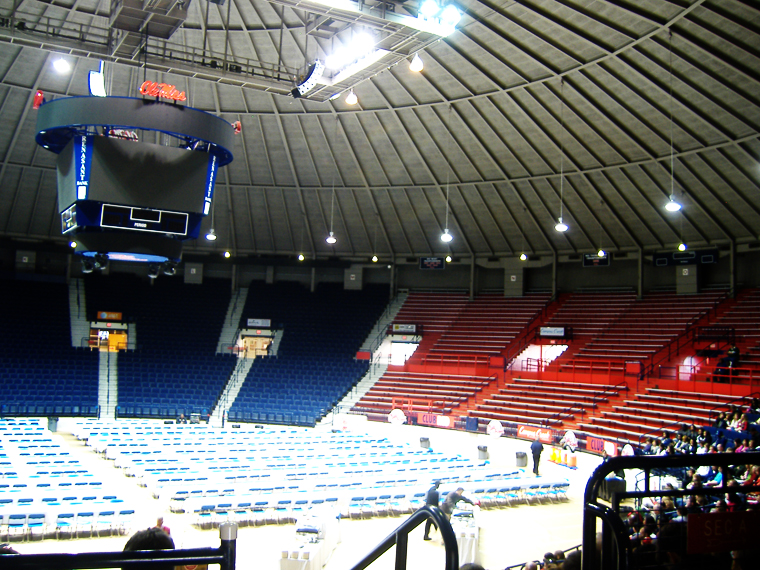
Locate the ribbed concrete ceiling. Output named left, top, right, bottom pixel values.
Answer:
left=0, top=0, right=758, bottom=263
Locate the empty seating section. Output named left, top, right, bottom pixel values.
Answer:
left=468, top=378, right=627, bottom=429
left=578, top=388, right=743, bottom=444
left=0, top=276, right=99, bottom=416
left=428, top=293, right=552, bottom=356
left=75, top=419, right=568, bottom=527
left=709, top=288, right=760, bottom=369
left=573, top=291, right=725, bottom=363
left=352, top=371, right=491, bottom=421
left=0, top=419, right=129, bottom=540
left=391, top=292, right=470, bottom=335
left=83, top=274, right=238, bottom=419
left=227, top=282, right=388, bottom=426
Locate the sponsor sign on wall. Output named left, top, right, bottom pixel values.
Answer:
left=517, top=425, right=553, bottom=443
left=687, top=511, right=760, bottom=554
left=587, top=435, right=618, bottom=456
left=416, top=413, right=451, bottom=428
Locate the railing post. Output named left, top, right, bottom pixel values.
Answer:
left=219, top=522, right=237, bottom=570
left=394, top=529, right=409, bottom=570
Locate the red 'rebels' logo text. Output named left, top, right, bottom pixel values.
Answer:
left=139, top=81, right=187, bottom=102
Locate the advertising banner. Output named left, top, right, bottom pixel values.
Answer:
left=517, top=425, right=553, bottom=443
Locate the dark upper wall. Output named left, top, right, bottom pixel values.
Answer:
left=3, top=242, right=758, bottom=295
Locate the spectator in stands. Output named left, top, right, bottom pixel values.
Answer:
left=681, top=468, right=695, bottom=489
left=687, top=437, right=698, bottom=454
left=650, top=439, right=663, bottom=455
left=741, top=465, right=760, bottom=486
left=123, top=527, right=175, bottom=570
left=155, top=516, right=170, bottom=535
left=697, top=428, right=712, bottom=447
left=697, top=441, right=710, bottom=454
left=687, top=473, right=703, bottom=490
left=711, top=499, right=727, bottom=513
left=714, top=412, right=728, bottom=430
left=670, top=505, right=688, bottom=523
left=705, top=466, right=724, bottom=487
left=521, top=563, right=538, bottom=570
left=459, top=564, right=485, bottom=570
left=728, top=412, right=743, bottom=432
left=736, top=439, right=749, bottom=453
left=176, top=413, right=188, bottom=424
left=422, top=480, right=441, bottom=540
left=530, top=435, right=544, bottom=476
left=661, top=431, right=673, bottom=449
left=553, top=550, right=566, bottom=563
left=441, top=487, right=475, bottom=519
left=727, top=344, right=740, bottom=367
left=562, top=551, right=581, bottom=570
left=641, top=437, right=653, bottom=454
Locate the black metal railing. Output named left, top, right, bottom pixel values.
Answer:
left=5, top=522, right=237, bottom=570
left=350, top=505, right=459, bottom=570
left=582, top=451, right=760, bottom=570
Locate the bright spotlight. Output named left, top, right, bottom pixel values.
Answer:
left=440, top=229, right=453, bottom=243
left=372, top=255, right=378, bottom=262
left=326, top=232, right=337, bottom=245
left=205, top=229, right=218, bottom=241
left=678, top=243, right=687, bottom=251
left=298, top=254, right=305, bottom=261
left=445, top=255, right=452, bottom=263
left=665, top=198, right=682, bottom=212
left=597, top=249, right=606, bottom=257
left=519, top=253, right=527, bottom=261
left=440, top=5, right=462, bottom=27
left=345, top=90, right=358, bottom=105
left=53, top=58, right=71, bottom=74
left=420, top=0, right=440, bottom=17
left=555, top=218, right=569, bottom=232
left=409, top=53, right=423, bottom=72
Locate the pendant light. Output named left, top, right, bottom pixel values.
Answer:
left=555, top=79, right=569, bottom=233
left=665, top=31, right=682, bottom=213
left=409, top=53, right=423, bottom=72
left=326, top=116, right=339, bottom=245
left=441, top=104, right=454, bottom=243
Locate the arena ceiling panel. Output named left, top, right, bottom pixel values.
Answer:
left=0, top=0, right=758, bottom=263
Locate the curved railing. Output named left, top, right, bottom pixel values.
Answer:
left=350, top=505, right=459, bottom=570
left=4, top=522, right=237, bottom=570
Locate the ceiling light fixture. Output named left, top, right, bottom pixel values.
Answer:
left=69, top=241, right=77, bottom=249
left=326, top=116, right=339, bottom=245
left=665, top=31, right=682, bottom=213
left=372, top=255, right=378, bottom=262
left=520, top=253, right=528, bottom=261
left=441, top=104, right=454, bottom=244
left=205, top=228, right=217, bottom=241
left=409, top=53, right=423, bottom=72
left=597, top=201, right=606, bottom=257
left=53, top=58, right=71, bottom=74
left=678, top=243, right=687, bottom=252
left=445, top=255, right=452, bottom=263
left=345, top=90, right=358, bottom=105
left=555, top=78, right=569, bottom=233
left=223, top=251, right=231, bottom=259
left=298, top=253, right=305, bottom=261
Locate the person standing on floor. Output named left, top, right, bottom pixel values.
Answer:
left=423, top=480, right=441, bottom=541
left=530, top=434, right=544, bottom=476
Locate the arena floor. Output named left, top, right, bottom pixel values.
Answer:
left=12, top=419, right=604, bottom=570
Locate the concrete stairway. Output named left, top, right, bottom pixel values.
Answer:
left=98, top=351, right=118, bottom=419
left=68, top=278, right=90, bottom=348
left=216, top=287, right=249, bottom=354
